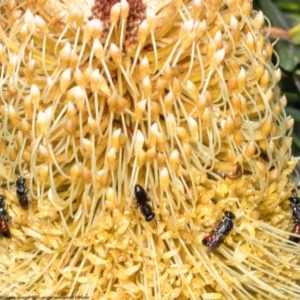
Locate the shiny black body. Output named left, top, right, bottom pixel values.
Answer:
left=289, top=223, right=300, bottom=243
left=134, top=184, right=155, bottom=222
left=0, top=195, right=5, bottom=207
left=289, top=195, right=300, bottom=222
left=0, top=196, right=11, bottom=238
left=288, top=192, right=300, bottom=243
left=16, top=177, right=29, bottom=210
left=202, top=211, right=235, bottom=251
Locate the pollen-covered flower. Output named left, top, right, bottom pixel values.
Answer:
left=0, top=0, right=299, bottom=298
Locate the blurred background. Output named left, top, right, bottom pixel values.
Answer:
left=254, top=0, right=300, bottom=170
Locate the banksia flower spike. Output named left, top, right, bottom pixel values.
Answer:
left=0, top=0, right=299, bottom=299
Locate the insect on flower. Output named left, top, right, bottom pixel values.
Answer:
left=225, top=162, right=242, bottom=180
left=0, top=195, right=11, bottom=238
left=134, top=184, right=155, bottom=222
left=16, top=177, right=30, bottom=210
left=288, top=189, right=300, bottom=243
left=289, top=190, right=300, bottom=223
left=0, top=195, right=5, bottom=207
left=202, top=210, right=235, bottom=251
left=289, top=223, right=300, bottom=243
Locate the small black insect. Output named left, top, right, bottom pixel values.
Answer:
left=0, top=196, right=11, bottom=238
left=289, top=223, right=300, bottom=243
left=225, top=162, right=242, bottom=180
left=134, top=184, right=155, bottom=222
left=16, top=177, right=29, bottom=210
left=0, top=195, right=5, bottom=207
left=288, top=190, right=300, bottom=243
left=289, top=191, right=300, bottom=223
left=202, top=211, right=235, bottom=251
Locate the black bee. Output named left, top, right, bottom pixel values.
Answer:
left=0, top=195, right=5, bottom=207
left=202, top=211, right=235, bottom=251
left=134, top=184, right=155, bottom=222
left=0, top=195, right=11, bottom=238
left=290, top=223, right=300, bottom=243
left=289, top=192, right=300, bottom=222
left=288, top=190, right=300, bottom=243
left=225, top=162, right=242, bottom=180
left=16, top=177, right=29, bottom=210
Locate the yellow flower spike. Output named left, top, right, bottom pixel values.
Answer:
left=176, top=126, right=189, bottom=143
left=280, top=95, right=287, bottom=107
left=233, top=131, right=244, bottom=145
left=35, top=14, right=48, bottom=35
left=274, top=102, right=282, bottom=116
left=142, top=76, right=152, bottom=99
left=237, top=67, right=245, bottom=89
left=7, top=104, right=18, bottom=125
left=72, top=86, right=85, bottom=112
left=20, top=119, right=31, bottom=135
left=231, top=94, right=241, bottom=114
left=265, top=89, right=274, bottom=103
left=69, top=49, right=79, bottom=70
left=24, top=9, right=36, bottom=33
left=66, top=102, right=77, bottom=123
left=134, top=99, right=146, bottom=120
left=157, top=153, right=166, bottom=168
left=82, top=166, right=92, bottom=183
left=161, top=167, right=170, bottom=191
left=87, top=116, right=98, bottom=135
left=83, top=19, right=103, bottom=42
left=224, top=116, right=234, bottom=134
left=138, top=20, right=149, bottom=44
left=38, top=144, right=52, bottom=162
left=146, top=146, right=156, bottom=163
left=73, top=68, right=85, bottom=87
left=227, top=76, right=238, bottom=91
left=59, top=43, right=72, bottom=70
left=274, top=68, right=282, bottom=83
left=25, top=58, right=36, bottom=81
left=169, top=149, right=180, bottom=171
left=39, top=165, right=50, bottom=184
left=110, top=43, right=122, bottom=66
left=106, top=147, right=117, bottom=169
left=82, top=138, right=94, bottom=155
left=0, top=45, right=7, bottom=65
left=9, top=149, right=17, bottom=162
left=0, top=0, right=298, bottom=298
left=22, top=150, right=31, bottom=163
left=256, top=116, right=272, bottom=139
left=136, top=149, right=146, bottom=167
left=139, top=57, right=149, bottom=80
left=260, top=69, right=270, bottom=89
left=8, top=79, right=19, bottom=100
left=211, top=48, right=225, bottom=69
left=245, top=141, right=256, bottom=158
left=286, top=117, right=294, bottom=130
left=202, top=107, right=211, bottom=129
left=19, top=23, right=30, bottom=43
left=36, top=111, right=48, bottom=137
left=163, top=91, right=174, bottom=113
left=172, top=77, right=181, bottom=99
left=207, top=38, right=217, bottom=60
left=230, top=15, right=238, bottom=29
left=96, top=169, right=109, bottom=188
left=156, top=132, right=166, bottom=152
left=253, top=11, right=264, bottom=29
left=253, top=61, right=265, bottom=83
left=59, top=68, right=71, bottom=94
